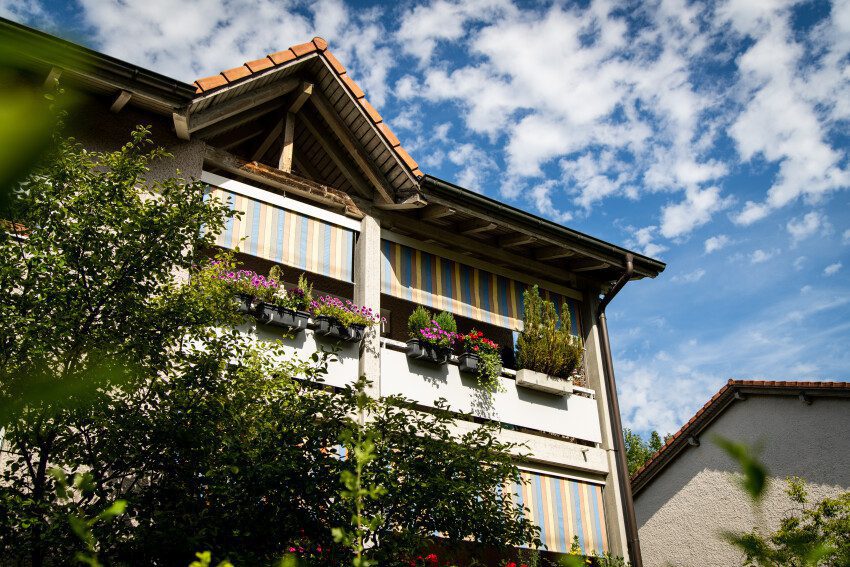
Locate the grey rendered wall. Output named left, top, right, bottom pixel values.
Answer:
left=67, top=97, right=204, bottom=182
left=635, top=395, right=850, bottom=567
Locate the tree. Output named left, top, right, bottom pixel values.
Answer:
left=0, top=126, right=539, bottom=565
left=624, top=429, right=665, bottom=476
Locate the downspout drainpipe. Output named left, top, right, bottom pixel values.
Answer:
left=596, top=253, right=643, bottom=567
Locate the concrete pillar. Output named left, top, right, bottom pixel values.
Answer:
left=353, top=213, right=381, bottom=397
left=581, top=294, right=630, bottom=561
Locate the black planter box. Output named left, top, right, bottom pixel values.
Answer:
left=316, top=316, right=366, bottom=342
left=235, top=293, right=256, bottom=314
left=256, top=303, right=308, bottom=332
left=406, top=339, right=451, bottom=364
left=458, top=352, right=479, bottom=373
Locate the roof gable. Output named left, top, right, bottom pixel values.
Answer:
left=183, top=38, right=421, bottom=205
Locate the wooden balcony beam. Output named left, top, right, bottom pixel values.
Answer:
left=534, top=246, right=575, bottom=261
left=460, top=219, right=497, bottom=236
left=499, top=233, right=536, bottom=248
left=419, top=204, right=455, bottom=221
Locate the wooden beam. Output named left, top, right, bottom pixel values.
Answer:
left=500, top=234, right=536, bottom=248
left=299, top=112, right=372, bottom=199
left=251, top=84, right=313, bottom=162
left=173, top=112, right=190, bottom=141
left=204, top=146, right=364, bottom=219
left=292, top=155, right=323, bottom=183
left=420, top=204, right=456, bottom=221
left=534, top=245, right=575, bottom=261
left=309, top=92, right=394, bottom=204
left=381, top=212, right=577, bottom=284
left=459, top=219, right=497, bottom=236
left=109, top=90, right=132, bottom=113
left=288, top=82, right=313, bottom=113
left=278, top=112, right=295, bottom=172
left=44, top=66, right=61, bottom=88
left=374, top=193, right=427, bottom=210
left=188, top=77, right=299, bottom=133
left=199, top=99, right=284, bottom=141
left=220, top=129, right=265, bottom=151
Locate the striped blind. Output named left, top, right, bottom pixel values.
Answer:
left=381, top=240, right=581, bottom=332
left=514, top=470, right=608, bottom=555
left=208, top=187, right=355, bottom=282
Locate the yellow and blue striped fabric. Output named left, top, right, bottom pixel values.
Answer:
left=514, top=470, right=608, bottom=555
left=208, top=187, right=355, bottom=282
left=381, top=240, right=581, bottom=332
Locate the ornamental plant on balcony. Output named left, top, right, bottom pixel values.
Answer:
left=515, top=285, right=583, bottom=395
left=458, top=329, right=503, bottom=393
left=310, top=295, right=382, bottom=342
left=268, top=268, right=314, bottom=312
left=406, top=306, right=458, bottom=364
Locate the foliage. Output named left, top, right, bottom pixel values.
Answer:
left=434, top=311, right=458, bottom=335
left=460, top=330, right=503, bottom=393
left=515, top=286, right=583, bottom=379
left=408, top=305, right=433, bottom=337
left=624, top=429, right=665, bottom=476
left=310, top=295, right=382, bottom=327
left=716, top=436, right=850, bottom=566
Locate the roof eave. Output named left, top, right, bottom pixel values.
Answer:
left=421, top=174, right=666, bottom=279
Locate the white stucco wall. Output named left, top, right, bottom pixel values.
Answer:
left=634, top=395, right=850, bottom=567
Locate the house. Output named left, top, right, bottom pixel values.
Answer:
left=632, top=379, right=850, bottom=567
left=1, top=17, right=666, bottom=563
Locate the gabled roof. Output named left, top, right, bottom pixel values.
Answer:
left=631, top=379, right=850, bottom=495
left=187, top=37, right=421, bottom=201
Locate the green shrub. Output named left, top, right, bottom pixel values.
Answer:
left=407, top=305, right=432, bottom=338
left=434, top=310, right=457, bottom=334
left=515, top=285, right=583, bottom=379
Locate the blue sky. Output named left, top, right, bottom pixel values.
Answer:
left=4, top=0, right=849, bottom=436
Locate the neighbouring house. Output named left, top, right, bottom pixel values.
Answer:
left=632, top=379, right=850, bottom=567
left=1, top=18, right=667, bottom=563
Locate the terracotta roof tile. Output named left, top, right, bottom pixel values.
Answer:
left=324, top=50, right=346, bottom=75
left=378, top=123, right=400, bottom=147
left=290, top=41, right=317, bottom=58
left=245, top=57, right=274, bottom=73
left=312, top=36, right=328, bottom=51
left=195, top=74, right=228, bottom=92
left=395, top=146, right=419, bottom=170
left=360, top=98, right=383, bottom=123
left=341, top=73, right=365, bottom=99
left=221, top=65, right=251, bottom=82
left=269, top=49, right=297, bottom=65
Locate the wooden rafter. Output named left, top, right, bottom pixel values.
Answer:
left=420, top=204, right=455, bottom=221
left=299, top=111, right=372, bottom=199
left=459, top=218, right=497, bottom=236
left=309, top=91, right=394, bottom=204
left=569, top=259, right=609, bottom=272
left=109, top=90, right=132, bottom=113
left=252, top=82, right=314, bottom=162
left=500, top=234, right=536, bottom=248
left=184, top=77, right=299, bottom=136
left=534, top=246, right=575, bottom=261
left=198, top=100, right=283, bottom=142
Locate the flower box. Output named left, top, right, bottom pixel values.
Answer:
left=406, top=339, right=451, bottom=364
left=235, top=293, right=256, bottom=314
left=256, top=303, right=308, bottom=332
left=316, top=315, right=366, bottom=342
left=515, top=368, right=572, bottom=396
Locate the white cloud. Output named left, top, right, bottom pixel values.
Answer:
left=786, top=211, right=825, bottom=244
left=671, top=268, right=706, bottom=283
left=793, top=256, right=806, bottom=271
left=750, top=248, right=779, bottom=264
left=0, top=0, right=52, bottom=26
left=446, top=143, right=498, bottom=193
left=704, top=234, right=730, bottom=254
left=843, top=229, right=850, bottom=245
left=660, top=186, right=734, bottom=239
left=824, top=262, right=843, bottom=276
left=628, top=226, right=668, bottom=258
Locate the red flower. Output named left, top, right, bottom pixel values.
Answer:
left=506, top=563, right=517, bottom=567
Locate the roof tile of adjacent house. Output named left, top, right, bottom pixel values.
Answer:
left=631, top=379, right=850, bottom=493
left=192, top=37, right=421, bottom=178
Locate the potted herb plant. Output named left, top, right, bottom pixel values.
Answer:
left=310, top=295, right=381, bottom=342
left=255, top=270, right=313, bottom=332
left=458, top=329, right=503, bottom=393
left=515, top=285, right=583, bottom=395
left=406, top=306, right=457, bottom=364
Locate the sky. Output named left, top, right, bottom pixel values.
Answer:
left=3, top=0, right=849, bottom=437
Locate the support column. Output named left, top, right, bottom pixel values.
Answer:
left=354, top=213, right=382, bottom=397
left=581, top=294, right=630, bottom=561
